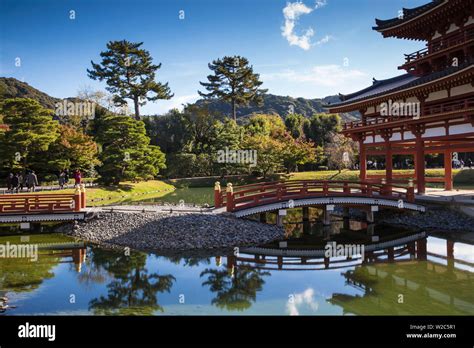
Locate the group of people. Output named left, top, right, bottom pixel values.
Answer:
left=57, top=169, right=82, bottom=189
left=4, top=169, right=83, bottom=193
left=453, top=158, right=473, bottom=169
left=5, top=171, right=39, bottom=193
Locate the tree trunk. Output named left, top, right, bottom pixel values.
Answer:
left=133, top=96, right=140, bottom=120
left=232, top=98, right=236, bottom=121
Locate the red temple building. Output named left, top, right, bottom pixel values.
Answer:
left=327, top=0, right=474, bottom=194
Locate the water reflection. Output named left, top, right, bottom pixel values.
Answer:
left=201, top=264, right=270, bottom=311
left=0, top=218, right=473, bottom=315
left=87, top=250, right=176, bottom=315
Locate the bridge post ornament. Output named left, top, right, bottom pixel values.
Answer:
left=73, top=187, right=81, bottom=212
left=226, top=183, right=233, bottom=194
left=214, top=181, right=221, bottom=192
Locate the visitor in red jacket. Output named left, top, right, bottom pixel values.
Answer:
left=74, top=169, right=82, bottom=187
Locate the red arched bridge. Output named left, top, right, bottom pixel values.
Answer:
left=0, top=186, right=87, bottom=223
left=214, top=180, right=425, bottom=222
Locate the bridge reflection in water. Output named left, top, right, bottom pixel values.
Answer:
left=1, top=218, right=473, bottom=315
left=220, top=219, right=474, bottom=315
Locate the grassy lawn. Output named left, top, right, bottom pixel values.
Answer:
left=287, top=169, right=474, bottom=189
left=34, top=180, right=176, bottom=206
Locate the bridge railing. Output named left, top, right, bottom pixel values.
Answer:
left=0, top=185, right=86, bottom=215
left=214, top=180, right=415, bottom=212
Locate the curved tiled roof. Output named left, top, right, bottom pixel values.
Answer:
left=372, top=0, right=444, bottom=31
left=325, top=62, right=474, bottom=108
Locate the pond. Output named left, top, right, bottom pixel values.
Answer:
left=0, top=219, right=473, bottom=315
left=126, top=186, right=214, bottom=206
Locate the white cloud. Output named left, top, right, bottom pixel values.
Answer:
left=286, top=288, right=319, bottom=316
left=281, top=1, right=329, bottom=50
left=314, top=0, right=327, bottom=9
left=316, top=34, right=332, bottom=45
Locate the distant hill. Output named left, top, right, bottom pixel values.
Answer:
left=0, top=77, right=359, bottom=121
left=192, top=94, right=359, bottom=122
left=0, top=77, right=61, bottom=109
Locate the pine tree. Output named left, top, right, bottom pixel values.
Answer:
left=0, top=98, right=60, bottom=171
left=199, top=56, right=267, bottom=121
left=87, top=40, right=173, bottom=120
left=96, top=115, right=166, bottom=184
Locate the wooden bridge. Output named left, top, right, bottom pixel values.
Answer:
left=214, top=180, right=425, bottom=223
left=0, top=185, right=87, bottom=223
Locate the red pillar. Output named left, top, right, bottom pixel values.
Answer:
left=359, top=140, right=367, bottom=181
left=415, top=135, right=425, bottom=194
left=444, top=150, right=453, bottom=191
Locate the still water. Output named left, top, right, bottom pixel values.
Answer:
left=1, top=218, right=473, bottom=315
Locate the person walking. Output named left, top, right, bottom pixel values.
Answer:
left=73, top=169, right=82, bottom=188
left=58, top=171, right=66, bottom=189
left=26, top=171, right=39, bottom=192
left=6, top=173, right=13, bottom=193
left=64, top=169, right=70, bottom=188
left=18, top=173, right=24, bottom=192
left=11, top=173, right=19, bottom=193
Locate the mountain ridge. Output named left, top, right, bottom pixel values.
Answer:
left=0, top=77, right=359, bottom=121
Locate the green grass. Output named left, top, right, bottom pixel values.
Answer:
left=286, top=169, right=474, bottom=189
left=138, top=186, right=214, bottom=206
left=34, top=180, right=176, bottom=206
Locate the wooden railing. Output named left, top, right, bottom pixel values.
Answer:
left=424, top=96, right=474, bottom=116
left=342, top=96, right=474, bottom=130
left=214, top=180, right=415, bottom=212
left=0, top=186, right=86, bottom=214
left=404, top=27, right=474, bottom=64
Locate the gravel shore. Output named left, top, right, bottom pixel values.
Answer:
left=61, top=212, right=284, bottom=252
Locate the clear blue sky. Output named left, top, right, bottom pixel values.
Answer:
left=0, top=0, right=429, bottom=115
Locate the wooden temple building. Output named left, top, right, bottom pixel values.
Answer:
left=327, top=0, right=474, bottom=194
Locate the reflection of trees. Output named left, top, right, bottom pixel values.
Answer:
left=163, top=255, right=211, bottom=268
left=88, top=249, right=175, bottom=315
left=0, top=257, right=58, bottom=293
left=76, top=249, right=108, bottom=289
left=200, top=266, right=270, bottom=311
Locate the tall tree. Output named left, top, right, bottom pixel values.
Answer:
left=0, top=98, right=60, bottom=171
left=87, top=40, right=173, bottom=120
left=199, top=56, right=267, bottom=121
left=96, top=115, right=166, bottom=184
left=285, top=113, right=309, bottom=139
left=303, top=113, right=341, bottom=147
left=44, top=125, right=100, bottom=175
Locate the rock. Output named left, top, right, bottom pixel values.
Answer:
left=63, top=212, right=284, bottom=252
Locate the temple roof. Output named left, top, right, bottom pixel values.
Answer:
left=372, top=0, right=445, bottom=31
left=325, top=62, right=473, bottom=109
